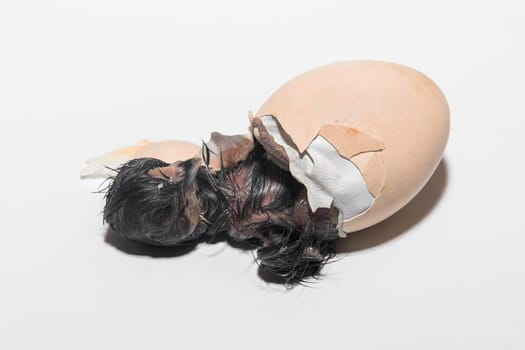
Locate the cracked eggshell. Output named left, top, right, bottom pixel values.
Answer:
left=254, top=61, right=450, bottom=233
left=134, top=141, right=201, bottom=163
left=80, top=140, right=201, bottom=179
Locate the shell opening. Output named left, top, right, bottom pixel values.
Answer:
left=259, top=115, right=376, bottom=236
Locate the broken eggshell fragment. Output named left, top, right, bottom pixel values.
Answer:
left=80, top=140, right=201, bottom=179
left=252, top=60, right=450, bottom=234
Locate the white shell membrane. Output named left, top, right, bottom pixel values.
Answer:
left=260, top=115, right=375, bottom=224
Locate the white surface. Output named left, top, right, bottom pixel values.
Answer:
left=1, top=1, right=524, bottom=349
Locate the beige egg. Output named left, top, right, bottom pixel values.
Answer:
left=253, top=60, right=449, bottom=233
left=81, top=60, right=449, bottom=236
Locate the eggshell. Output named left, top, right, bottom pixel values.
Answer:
left=254, top=60, right=449, bottom=233
left=135, top=140, right=201, bottom=163
left=80, top=140, right=201, bottom=179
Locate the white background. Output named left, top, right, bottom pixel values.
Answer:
left=1, top=1, right=524, bottom=349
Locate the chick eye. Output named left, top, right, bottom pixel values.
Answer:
left=177, top=169, right=185, bottom=178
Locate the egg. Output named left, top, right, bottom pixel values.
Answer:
left=82, top=60, right=449, bottom=236
left=81, top=60, right=450, bottom=283
left=252, top=60, right=450, bottom=233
